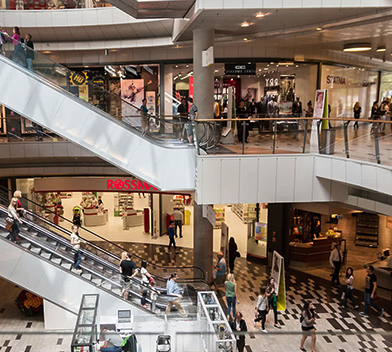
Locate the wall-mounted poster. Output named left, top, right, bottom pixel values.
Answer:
left=121, top=79, right=144, bottom=126
left=146, top=91, right=156, bottom=116
left=255, top=222, right=267, bottom=241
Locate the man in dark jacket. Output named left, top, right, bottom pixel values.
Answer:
left=24, top=33, right=34, bottom=72
left=230, top=312, right=247, bottom=352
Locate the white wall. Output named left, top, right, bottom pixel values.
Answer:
left=44, top=300, right=77, bottom=331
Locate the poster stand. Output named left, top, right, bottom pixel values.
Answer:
left=309, top=89, right=328, bottom=153
left=271, top=250, right=286, bottom=312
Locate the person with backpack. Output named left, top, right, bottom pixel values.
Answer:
left=300, top=302, right=317, bottom=352
left=119, top=252, right=139, bottom=300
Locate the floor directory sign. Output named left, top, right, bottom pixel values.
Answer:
left=271, top=251, right=286, bottom=312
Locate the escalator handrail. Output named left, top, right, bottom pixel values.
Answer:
left=0, top=186, right=207, bottom=279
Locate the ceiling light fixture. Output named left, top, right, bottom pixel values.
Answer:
left=278, top=62, right=294, bottom=66
left=376, top=46, right=386, bottom=52
left=243, top=38, right=249, bottom=41
left=241, top=22, right=250, bottom=27
left=343, top=43, right=372, bottom=52
left=255, top=12, right=265, bottom=18
left=316, top=27, right=322, bottom=31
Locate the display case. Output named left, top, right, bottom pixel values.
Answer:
left=71, top=294, right=99, bottom=352
left=232, top=203, right=256, bottom=223
left=355, top=212, right=379, bottom=247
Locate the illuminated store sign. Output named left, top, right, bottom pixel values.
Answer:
left=106, top=179, right=158, bottom=191
left=225, top=63, right=256, bottom=75
left=326, top=75, right=346, bottom=85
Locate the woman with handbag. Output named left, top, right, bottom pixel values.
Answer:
left=7, top=197, right=22, bottom=242
left=342, top=267, right=359, bottom=309
left=266, top=277, right=281, bottom=329
left=228, top=237, right=239, bottom=273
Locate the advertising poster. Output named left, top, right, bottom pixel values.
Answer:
left=121, top=79, right=144, bottom=126
left=271, top=251, right=286, bottom=311
left=279, top=101, right=292, bottom=115
left=314, top=90, right=326, bottom=118
left=146, top=91, right=156, bottom=116
left=255, top=222, right=267, bottom=241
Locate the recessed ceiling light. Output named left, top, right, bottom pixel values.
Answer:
left=377, top=46, right=386, bottom=52
left=316, top=27, right=322, bottom=31
left=241, top=22, right=250, bottom=27
left=343, top=43, right=372, bottom=52
left=296, top=65, right=299, bottom=68
left=214, top=69, right=219, bottom=72
left=243, top=38, right=249, bottom=41
left=186, top=64, right=189, bottom=67
left=264, top=68, right=268, bottom=70
left=255, top=12, right=265, bottom=18
left=178, top=73, right=182, bottom=76
left=175, top=65, right=178, bottom=68
left=258, top=69, right=261, bottom=71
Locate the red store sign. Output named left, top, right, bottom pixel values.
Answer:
left=106, top=179, right=158, bottom=191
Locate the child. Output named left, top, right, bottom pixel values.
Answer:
left=254, top=286, right=269, bottom=333
left=150, top=280, right=160, bottom=313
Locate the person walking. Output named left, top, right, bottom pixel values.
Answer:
left=70, top=224, right=85, bottom=275
left=300, top=302, right=317, bottom=352
left=228, top=237, right=238, bottom=273
left=140, top=98, right=149, bottom=133
left=214, top=251, right=226, bottom=285
left=342, top=267, right=359, bottom=309
left=173, top=208, right=183, bottom=238
left=167, top=220, right=179, bottom=254
left=225, top=273, right=239, bottom=320
left=254, top=287, right=269, bottom=333
left=7, top=198, right=22, bottom=242
left=359, top=265, right=384, bottom=318
left=140, top=259, right=153, bottom=308
left=236, top=100, right=249, bottom=143
left=266, top=277, right=281, bottom=329
left=24, top=33, right=34, bottom=72
left=119, top=252, right=139, bottom=299
left=353, top=102, right=361, bottom=130
left=165, top=273, right=187, bottom=317
left=292, top=97, right=302, bottom=117
left=329, top=242, right=342, bottom=286
left=13, top=190, right=24, bottom=217
left=11, top=26, right=27, bottom=68
left=230, top=312, right=247, bottom=352
left=187, top=97, right=198, bottom=143
left=304, top=100, right=314, bottom=118
left=177, top=98, right=188, bottom=141
left=371, top=101, right=380, bottom=133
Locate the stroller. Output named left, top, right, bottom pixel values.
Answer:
left=156, top=335, right=171, bottom=352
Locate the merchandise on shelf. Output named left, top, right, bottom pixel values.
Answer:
left=214, top=208, right=225, bottom=229
left=114, top=193, right=134, bottom=217
left=232, top=203, right=256, bottom=223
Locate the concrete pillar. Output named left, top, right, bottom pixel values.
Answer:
left=193, top=29, right=214, bottom=120
left=193, top=202, right=213, bottom=281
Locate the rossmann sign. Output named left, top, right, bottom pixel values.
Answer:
left=107, top=179, right=158, bottom=191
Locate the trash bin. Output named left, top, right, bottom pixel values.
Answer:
left=320, top=128, right=336, bottom=155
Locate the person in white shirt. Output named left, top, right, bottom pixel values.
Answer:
left=329, top=242, right=342, bottom=286
left=254, top=286, right=269, bottom=333
left=70, top=225, right=85, bottom=274
left=173, top=208, right=184, bottom=238
left=7, top=197, right=22, bottom=242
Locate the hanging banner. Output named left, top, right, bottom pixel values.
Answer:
left=121, top=79, right=144, bottom=127
left=255, top=222, right=267, bottom=242
left=271, top=251, right=286, bottom=312
left=314, top=90, right=326, bottom=118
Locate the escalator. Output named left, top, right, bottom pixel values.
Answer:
left=0, top=190, right=209, bottom=318
left=0, top=36, right=196, bottom=191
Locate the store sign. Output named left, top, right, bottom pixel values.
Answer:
left=92, top=76, right=105, bottom=86
left=106, top=179, right=158, bottom=191
left=326, top=75, right=346, bottom=85
left=225, top=63, right=256, bottom=75
left=69, top=71, right=88, bottom=85
left=265, top=78, right=279, bottom=87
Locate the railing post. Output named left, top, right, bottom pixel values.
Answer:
left=194, top=122, right=200, bottom=155
left=316, top=120, right=321, bottom=153
left=343, top=121, right=350, bottom=159
left=242, top=121, right=246, bottom=155
left=302, top=119, right=308, bottom=153
left=374, top=126, right=381, bottom=164
left=272, top=120, right=277, bottom=154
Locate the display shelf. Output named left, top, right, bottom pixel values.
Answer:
left=355, top=213, right=379, bottom=248
left=214, top=208, right=225, bottom=229
left=232, top=203, right=256, bottom=223
left=114, top=193, right=134, bottom=217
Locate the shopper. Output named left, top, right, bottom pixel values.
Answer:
left=236, top=100, right=248, bottom=143
left=165, top=273, right=187, bottom=317
left=0, top=25, right=7, bottom=56
left=24, top=33, right=34, bottom=72
left=300, top=302, right=317, bottom=352
left=13, top=190, right=24, bottom=217
left=359, top=265, right=384, bottom=318
left=73, top=209, right=82, bottom=227
left=230, top=312, right=247, bottom=352
left=167, top=220, right=179, bottom=254
left=371, top=101, right=380, bottom=133
left=228, top=237, right=238, bottom=273
left=379, top=100, right=389, bottom=133
left=266, top=277, right=281, bottom=329
left=173, top=208, right=183, bottom=238
left=140, top=98, right=149, bottom=133
left=140, top=259, right=152, bottom=308
left=187, top=97, right=198, bottom=143
left=342, top=267, right=359, bottom=309
left=119, top=252, right=139, bottom=300
left=312, top=220, right=321, bottom=240
left=304, top=100, right=314, bottom=117
left=353, top=102, right=361, bottom=130
left=70, top=225, right=85, bottom=275
left=10, top=26, right=27, bottom=68
left=254, top=286, right=268, bottom=333
left=214, top=251, right=226, bottom=285
left=177, top=98, right=188, bottom=141
left=225, top=273, right=239, bottom=320
left=329, top=242, right=342, bottom=286
left=150, top=280, right=160, bottom=313
left=7, top=197, right=22, bottom=242
left=292, top=97, right=302, bottom=117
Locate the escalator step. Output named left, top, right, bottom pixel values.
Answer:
left=82, top=273, right=92, bottom=281
left=111, top=288, right=121, bottom=296
left=102, top=283, right=112, bottom=290
left=20, top=242, right=31, bottom=250
left=92, top=278, right=102, bottom=285
left=0, top=231, right=9, bottom=238
left=50, top=257, right=62, bottom=265
left=61, top=262, right=72, bottom=270
left=40, top=252, right=51, bottom=260
left=30, top=247, right=42, bottom=255
left=58, top=245, right=67, bottom=251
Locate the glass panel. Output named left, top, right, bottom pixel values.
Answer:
left=78, top=309, right=95, bottom=325
left=82, top=295, right=98, bottom=309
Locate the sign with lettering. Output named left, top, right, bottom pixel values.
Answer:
left=326, top=75, right=346, bottom=85
left=69, top=71, right=88, bottom=85
left=106, top=179, right=158, bottom=191
left=225, top=63, right=256, bottom=75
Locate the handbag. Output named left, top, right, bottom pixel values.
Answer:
left=236, top=251, right=241, bottom=258
left=5, top=217, right=13, bottom=232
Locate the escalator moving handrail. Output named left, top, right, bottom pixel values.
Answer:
left=0, top=186, right=206, bottom=278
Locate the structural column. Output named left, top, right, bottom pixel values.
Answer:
left=193, top=28, right=215, bottom=120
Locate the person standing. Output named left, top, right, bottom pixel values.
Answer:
left=140, top=98, right=149, bottom=133
left=230, top=312, right=247, bottom=352
left=371, top=101, right=380, bottom=133
left=300, top=302, right=317, bottom=352
left=329, top=242, right=342, bottom=286
left=11, top=26, right=26, bottom=68
left=359, top=265, right=384, bottom=318
left=24, top=33, right=34, bottom=72
left=165, top=273, right=187, bottom=317
left=70, top=225, right=85, bottom=275
left=214, top=251, right=226, bottom=285
left=119, top=252, right=139, bottom=299
left=292, top=97, right=302, bottom=117
left=353, top=102, right=361, bottom=130
left=140, top=260, right=152, bottom=308
left=254, top=286, right=268, bottom=333
left=342, top=267, right=359, bottom=309
left=73, top=210, right=82, bottom=227
left=173, top=208, right=183, bottom=238
left=266, top=277, right=281, bottom=329
left=228, top=237, right=238, bottom=273
left=236, top=100, right=249, bottom=143
left=177, top=98, right=188, bottom=141
left=0, top=25, right=7, bottom=56
left=167, top=220, right=179, bottom=254
left=7, top=198, right=22, bottom=242
left=304, top=100, right=314, bottom=117
left=225, top=273, right=239, bottom=320
left=187, top=97, right=198, bottom=143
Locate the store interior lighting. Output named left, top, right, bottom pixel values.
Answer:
left=376, top=46, right=386, bottom=52
left=241, top=22, right=250, bottom=27
left=343, top=43, right=372, bottom=52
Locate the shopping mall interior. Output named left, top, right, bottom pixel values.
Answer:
left=0, top=2, right=392, bottom=352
